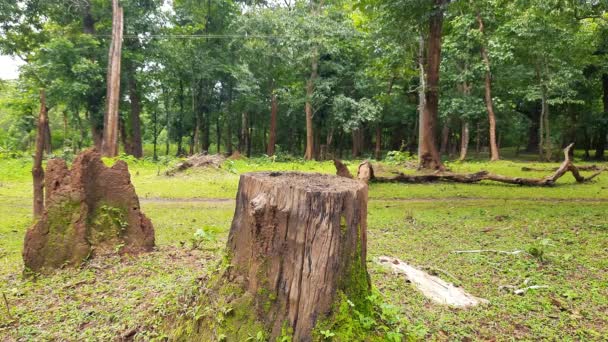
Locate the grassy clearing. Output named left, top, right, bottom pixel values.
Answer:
left=1, top=156, right=607, bottom=340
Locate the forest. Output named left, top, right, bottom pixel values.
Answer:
left=0, top=0, right=606, bottom=162
left=1, top=0, right=607, bottom=341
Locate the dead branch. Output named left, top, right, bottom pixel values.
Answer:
left=522, top=165, right=601, bottom=172
left=378, top=256, right=488, bottom=307
left=3, top=293, right=12, bottom=320
left=335, top=144, right=604, bottom=186
left=452, top=249, right=529, bottom=255
left=499, top=285, right=549, bottom=295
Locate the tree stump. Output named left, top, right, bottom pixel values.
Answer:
left=227, top=172, right=371, bottom=341
left=23, top=149, right=154, bottom=274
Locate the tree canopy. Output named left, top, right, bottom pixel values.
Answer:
left=0, top=0, right=607, bottom=163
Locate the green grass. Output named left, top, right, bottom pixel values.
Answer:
left=1, top=156, right=607, bottom=340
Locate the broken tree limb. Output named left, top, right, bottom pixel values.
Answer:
left=2, top=293, right=11, bottom=320
left=378, top=256, right=488, bottom=308
left=357, top=160, right=374, bottom=183
left=335, top=144, right=604, bottom=186
left=522, top=165, right=602, bottom=172
left=499, top=285, right=549, bottom=295
left=333, top=159, right=353, bottom=178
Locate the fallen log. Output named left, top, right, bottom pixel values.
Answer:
left=338, top=144, right=604, bottom=186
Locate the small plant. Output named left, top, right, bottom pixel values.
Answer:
left=319, top=329, right=335, bottom=339
left=246, top=331, right=267, bottom=341
left=527, top=238, right=553, bottom=263
left=385, top=150, right=416, bottom=164
left=190, top=228, right=216, bottom=249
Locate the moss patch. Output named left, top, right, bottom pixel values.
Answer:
left=167, top=256, right=270, bottom=341
left=88, top=203, right=129, bottom=247
left=36, top=199, right=82, bottom=269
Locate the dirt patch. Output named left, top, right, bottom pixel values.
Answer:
left=165, top=154, right=226, bottom=176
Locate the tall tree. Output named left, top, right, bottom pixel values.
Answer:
left=419, top=0, right=448, bottom=170
left=32, top=89, right=47, bottom=218
left=476, top=11, right=499, bottom=161
left=101, top=0, right=124, bottom=157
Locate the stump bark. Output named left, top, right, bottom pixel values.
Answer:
left=23, top=148, right=154, bottom=274
left=227, top=172, right=371, bottom=341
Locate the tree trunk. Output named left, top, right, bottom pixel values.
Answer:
left=127, top=73, right=143, bottom=158
left=595, top=73, right=608, bottom=160
left=62, top=111, right=68, bottom=149
left=417, top=34, right=426, bottom=160
left=477, top=12, right=499, bottom=161
left=226, top=82, right=234, bottom=156
left=304, top=47, right=318, bottom=160
left=152, top=110, right=158, bottom=161
left=176, top=80, right=185, bottom=157
left=525, top=106, right=540, bottom=153
left=375, top=125, right=382, bottom=160
left=459, top=120, right=469, bottom=161
left=101, top=0, right=123, bottom=157
left=33, top=89, right=48, bottom=219
left=43, top=118, right=52, bottom=154
left=227, top=172, right=370, bottom=341
left=216, top=113, right=222, bottom=154
left=89, top=111, right=103, bottom=150
left=267, top=92, right=278, bottom=156
left=540, top=85, right=552, bottom=161
left=419, top=0, right=446, bottom=170
left=440, top=124, right=449, bottom=155
left=162, top=87, right=171, bottom=156
left=352, top=128, right=364, bottom=158
left=240, top=112, right=249, bottom=155
left=475, top=122, right=481, bottom=157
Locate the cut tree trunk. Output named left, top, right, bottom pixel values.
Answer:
left=267, top=92, right=278, bottom=156
left=477, top=12, right=500, bottom=161
left=227, top=172, right=371, bottom=341
left=101, top=0, right=123, bottom=157
left=336, top=144, right=603, bottom=186
left=419, top=0, right=447, bottom=171
left=33, top=89, right=48, bottom=219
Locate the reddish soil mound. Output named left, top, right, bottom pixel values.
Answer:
left=23, top=149, right=154, bottom=274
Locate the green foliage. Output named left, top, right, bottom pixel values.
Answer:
left=313, top=290, right=411, bottom=341
left=384, top=150, right=417, bottom=164
left=190, top=227, right=217, bottom=249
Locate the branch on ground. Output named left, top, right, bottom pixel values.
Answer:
left=452, top=249, right=530, bottom=256
left=499, top=285, right=549, bottom=295
left=336, top=144, right=604, bottom=186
